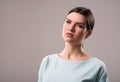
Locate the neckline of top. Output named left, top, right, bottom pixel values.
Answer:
left=55, top=53, right=96, bottom=64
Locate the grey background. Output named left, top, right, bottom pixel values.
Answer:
left=0, top=0, right=120, bottom=82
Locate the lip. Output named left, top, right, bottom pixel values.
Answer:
left=66, top=33, right=73, bottom=37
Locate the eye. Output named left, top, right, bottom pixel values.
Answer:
left=77, top=24, right=84, bottom=29
left=66, top=20, right=71, bottom=24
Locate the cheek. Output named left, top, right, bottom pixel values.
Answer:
left=75, top=30, right=86, bottom=39
left=76, top=30, right=83, bottom=36
left=62, top=25, right=65, bottom=36
left=62, top=24, right=67, bottom=33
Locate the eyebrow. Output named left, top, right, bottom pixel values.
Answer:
left=66, top=18, right=85, bottom=25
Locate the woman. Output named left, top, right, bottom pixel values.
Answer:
left=38, top=7, right=108, bottom=82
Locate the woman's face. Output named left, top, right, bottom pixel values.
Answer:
left=62, top=12, right=91, bottom=44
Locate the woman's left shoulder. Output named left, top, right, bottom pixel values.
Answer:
left=89, top=57, right=107, bottom=68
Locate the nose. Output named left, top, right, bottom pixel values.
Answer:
left=68, top=24, right=75, bottom=32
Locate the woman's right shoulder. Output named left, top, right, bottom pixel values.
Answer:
left=41, top=53, right=57, bottom=63
left=39, top=53, right=57, bottom=69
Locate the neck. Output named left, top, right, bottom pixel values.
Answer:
left=60, top=42, right=87, bottom=58
left=59, top=42, right=91, bottom=61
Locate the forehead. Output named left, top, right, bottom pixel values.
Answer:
left=67, top=12, right=86, bottom=23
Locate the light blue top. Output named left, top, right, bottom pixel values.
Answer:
left=38, top=53, right=108, bottom=82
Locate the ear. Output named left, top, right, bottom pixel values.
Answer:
left=85, top=31, right=92, bottom=39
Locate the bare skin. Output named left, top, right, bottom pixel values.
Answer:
left=59, top=12, right=92, bottom=61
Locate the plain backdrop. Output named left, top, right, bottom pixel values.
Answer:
left=0, top=0, right=120, bottom=82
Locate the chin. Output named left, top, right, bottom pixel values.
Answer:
left=64, top=38, right=74, bottom=43
left=64, top=38, right=81, bottom=44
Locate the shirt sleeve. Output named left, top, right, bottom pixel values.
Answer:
left=97, top=65, right=109, bottom=82
left=38, top=56, right=48, bottom=82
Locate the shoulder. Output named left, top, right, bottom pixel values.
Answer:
left=39, top=53, right=58, bottom=70
left=88, top=58, right=108, bottom=75
left=92, top=58, right=108, bottom=81
left=43, top=53, right=57, bottom=60
left=91, top=58, right=106, bottom=66
left=41, top=53, right=58, bottom=64
left=92, top=58, right=107, bottom=68
left=86, top=57, right=107, bottom=72
left=90, top=58, right=108, bottom=75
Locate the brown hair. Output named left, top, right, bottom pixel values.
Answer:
left=68, top=7, right=95, bottom=31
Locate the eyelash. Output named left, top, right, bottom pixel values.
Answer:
left=77, top=24, right=84, bottom=28
left=66, top=20, right=84, bottom=29
left=66, top=20, right=71, bottom=23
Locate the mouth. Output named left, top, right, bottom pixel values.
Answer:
left=66, top=33, right=74, bottom=37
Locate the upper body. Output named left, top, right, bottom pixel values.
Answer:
left=38, top=54, right=108, bottom=82
left=38, top=7, right=109, bottom=82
